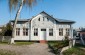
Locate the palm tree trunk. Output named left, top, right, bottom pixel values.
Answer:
left=10, top=0, right=24, bottom=44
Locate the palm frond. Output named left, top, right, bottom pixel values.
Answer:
left=24, top=0, right=37, bottom=8
left=9, top=0, right=37, bottom=12
left=9, top=0, right=19, bottom=12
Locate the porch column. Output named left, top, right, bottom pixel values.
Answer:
left=38, top=28, right=41, bottom=40
left=63, top=28, right=66, bottom=40
left=69, top=25, right=73, bottom=39
left=46, top=28, right=49, bottom=40
left=69, top=25, right=73, bottom=48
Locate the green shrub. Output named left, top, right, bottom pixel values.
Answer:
left=48, top=40, right=69, bottom=49
left=48, top=41, right=69, bottom=54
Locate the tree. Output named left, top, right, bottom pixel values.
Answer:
left=4, top=23, right=12, bottom=36
left=0, top=24, right=12, bottom=36
left=9, top=0, right=37, bottom=44
left=0, top=24, right=12, bottom=42
left=0, top=26, right=6, bottom=36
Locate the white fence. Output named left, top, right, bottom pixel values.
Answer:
left=0, top=36, right=11, bottom=42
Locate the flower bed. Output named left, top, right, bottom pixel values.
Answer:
left=48, top=40, right=69, bottom=54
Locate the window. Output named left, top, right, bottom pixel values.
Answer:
left=59, top=28, right=63, bottom=36
left=23, top=28, right=28, bottom=36
left=38, top=18, right=40, bottom=21
left=34, top=28, right=38, bottom=36
left=66, top=29, right=70, bottom=36
left=49, top=29, right=53, bottom=36
left=43, top=17, right=44, bottom=21
left=47, top=18, right=49, bottom=21
left=16, top=28, right=20, bottom=36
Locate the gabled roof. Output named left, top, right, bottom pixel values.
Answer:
left=10, top=11, right=75, bottom=24
left=40, top=11, right=75, bottom=23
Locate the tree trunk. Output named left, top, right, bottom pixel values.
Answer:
left=10, top=0, right=24, bottom=44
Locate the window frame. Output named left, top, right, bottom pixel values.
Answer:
left=66, top=28, right=70, bottom=36
left=16, top=28, right=20, bottom=36
left=23, top=28, right=28, bottom=36
left=49, top=29, right=53, bottom=36
left=38, top=18, right=40, bottom=21
left=34, top=28, right=38, bottom=36
left=47, top=18, right=49, bottom=21
left=43, top=17, right=44, bottom=21
left=59, top=28, right=63, bottom=36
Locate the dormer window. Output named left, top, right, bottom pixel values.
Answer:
left=38, top=18, right=40, bottom=21
left=47, top=18, right=49, bottom=21
left=43, top=17, right=44, bottom=21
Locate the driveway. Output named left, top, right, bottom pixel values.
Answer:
left=0, top=43, right=55, bottom=55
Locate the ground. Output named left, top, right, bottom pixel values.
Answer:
left=0, top=43, right=55, bottom=55
left=62, top=44, right=85, bottom=55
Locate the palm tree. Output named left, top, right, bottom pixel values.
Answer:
left=9, top=0, right=37, bottom=44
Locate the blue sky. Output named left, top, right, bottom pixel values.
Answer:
left=0, top=0, right=85, bottom=28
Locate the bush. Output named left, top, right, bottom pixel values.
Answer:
left=0, top=23, right=12, bottom=36
left=48, top=40, right=69, bottom=49
left=4, top=23, right=12, bottom=36
left=48, top=40, right=69, bottom=54
left=48, top=35, right=70, bottom=55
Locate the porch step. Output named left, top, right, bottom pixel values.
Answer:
left=40, top=40, right=47, bottom=43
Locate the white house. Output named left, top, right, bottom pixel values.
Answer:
left=9, top=11, right=75, bottom=43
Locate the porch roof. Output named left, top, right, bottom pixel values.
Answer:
left=10, top=19, right=30, bottom=22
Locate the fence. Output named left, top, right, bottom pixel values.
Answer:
left=0, top=36, right=11, bottom=42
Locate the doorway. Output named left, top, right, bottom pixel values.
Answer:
left=40, top=29, right=46, bottom=40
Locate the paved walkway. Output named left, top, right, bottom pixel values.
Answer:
left=0, top=43, right=55, bottom=55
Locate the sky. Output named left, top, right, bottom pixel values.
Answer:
left=0, top=0, right=85, bottom=28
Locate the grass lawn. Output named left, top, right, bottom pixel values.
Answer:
left=63, top=44, right=85, bottom=55
left=0, top=49, right=16, bottom=55
left=0, top=41, right=34, bottom=45
left=0, top=42, right=8, bottom=44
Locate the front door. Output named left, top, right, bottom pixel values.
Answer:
left=40, top=29, right=46, bottom=40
